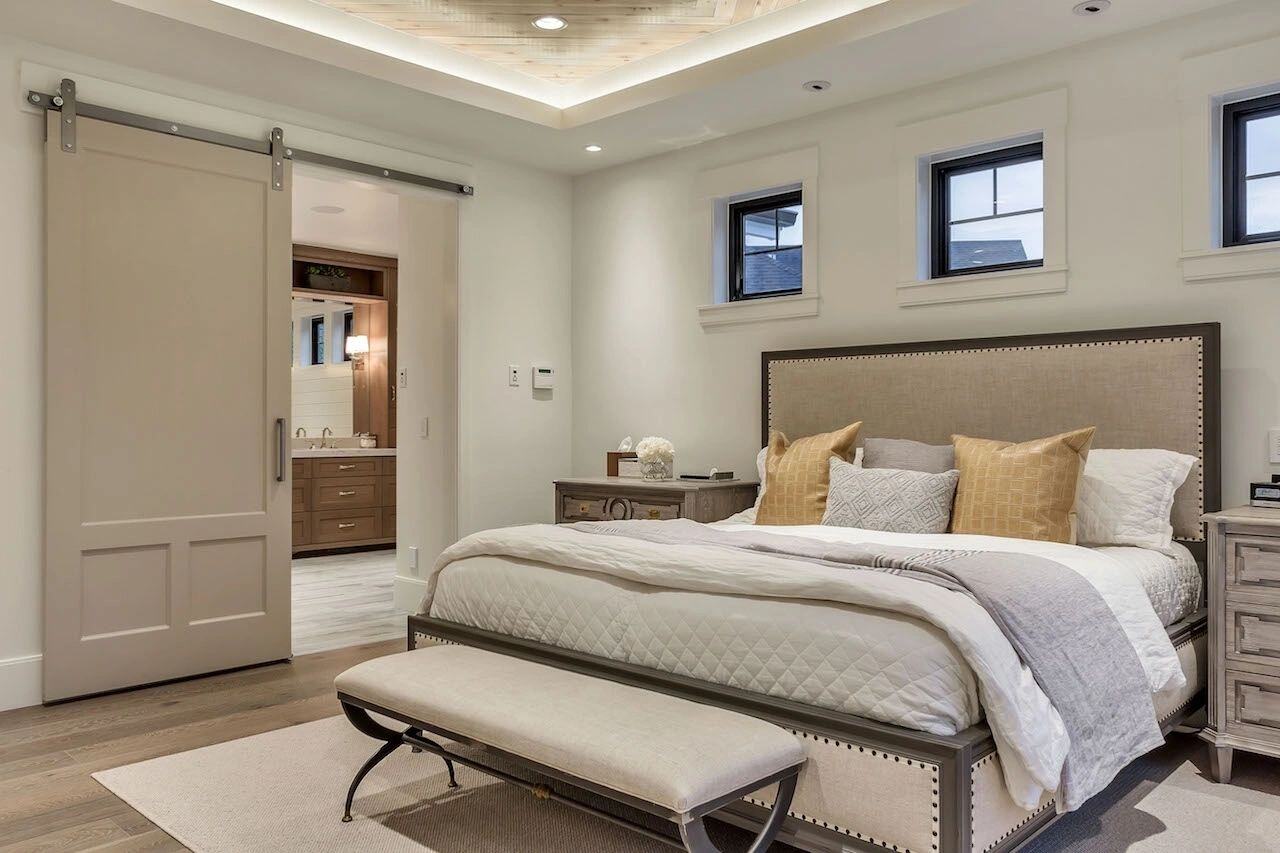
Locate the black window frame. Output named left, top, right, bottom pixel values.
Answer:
left=309, top=315, right=325, bottom=366
left=1223, top=91, right=1280, bottom=248
left=727, top=189, right=803, bottom=302
left=342, top=311, right=354, bottom=362
left=930, top=142, right=1045, bottom=279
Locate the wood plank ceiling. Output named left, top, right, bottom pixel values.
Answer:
left=315, top=0, right=807, bottom=83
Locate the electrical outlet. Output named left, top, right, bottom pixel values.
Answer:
left=1270, top=429, right=1280, bottom=464
left=509, top=364, right=521, bottom=387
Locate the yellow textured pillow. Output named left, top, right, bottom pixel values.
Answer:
left=756, top=422, right=862, bottom=525
left=950, top=427, right=1095, bottom=544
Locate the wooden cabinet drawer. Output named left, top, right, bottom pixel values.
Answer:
left=629, top=500, right=681, bottom=521
left=1226, top=669, right=1280, bottom=744
left=292, top=459, right=311, bottom=480
left=312, top=477, right=379, bottom=511
left=561, top=495, right=609, bottom=521
left=1228, top=536, right=1280, bottom=593
left=381, top=476, right=396, bottom=507
left=313, top=508, right=382, bottom=544
left=314, top=457, right=379, bottom=478
left=292, top=479, right=311, bottom=513
left=292, top=513, right=311, bottom=546
left=381, top=456, right=396, bottom=476
left=383, top=506, right=396, bottom=539
left=1228, top=601, right=1280, bottom=667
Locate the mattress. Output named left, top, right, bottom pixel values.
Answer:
left=428, top=535, right=1201, bottom=737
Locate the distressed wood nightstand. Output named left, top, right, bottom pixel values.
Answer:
left=554, top=477, right=758, bottom=524
left=1202, top=505, right=1280, bottom=783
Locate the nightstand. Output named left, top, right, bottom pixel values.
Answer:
left=554, top=477, right=758, bottom=524
left=1202, top=506, right=1280, bottom=783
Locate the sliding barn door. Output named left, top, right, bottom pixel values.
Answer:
left=44, top=112, right=292, bottom=701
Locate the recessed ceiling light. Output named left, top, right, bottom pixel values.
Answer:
left=802, top=80, right=831, bottom=93
left=311, top=205, right=345, bottom=214
left=532, top=15, right=567, bottom=30
left=584, top=144, right=603, bottom=152
left=1072, top=0, right=1110, bottom=15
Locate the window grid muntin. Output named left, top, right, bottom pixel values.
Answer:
left=1224, top=92, right=1280, bottom=246
left=931, top=142, right=1045, bottom=279
left=728, top=190, right=803, bottom=301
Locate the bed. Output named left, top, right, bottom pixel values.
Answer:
left=409, top=323, right=1219, bottom=853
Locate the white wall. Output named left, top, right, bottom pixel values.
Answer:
left=571, top=2, right=1280, bottom=507
left=0, top=32, right=572, bottom=710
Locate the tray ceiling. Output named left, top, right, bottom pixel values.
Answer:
left=314, top=0, right=806, bottom=82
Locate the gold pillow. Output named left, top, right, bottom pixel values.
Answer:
left=756, top=422, right=862, bottom=525
left=950, top=427, right=1095, bottom=544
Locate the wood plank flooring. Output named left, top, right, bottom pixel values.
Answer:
left=292, top=550, right=404, bottom=655
left=0, top=640, right=402, bottom=852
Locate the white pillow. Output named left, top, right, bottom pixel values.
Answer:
left=1075, top=449, right=1197, bottom=550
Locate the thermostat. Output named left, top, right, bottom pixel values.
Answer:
left=532, top=364, right=555, bottom=390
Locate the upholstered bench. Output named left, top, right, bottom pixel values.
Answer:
left=334, top=645, right=806, bottom=852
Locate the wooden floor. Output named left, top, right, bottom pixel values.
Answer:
left=292, top=549, right=403, bottom=656
left=0, top=640, right=402, bottom=852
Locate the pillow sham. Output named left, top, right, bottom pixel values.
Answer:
left=1075, top=448, right=1197, bottom=550
left=822, top=458, right=959, bottom=534
left=746, top=445, right=861, bottom=523
left=862, top=437, right=955, bottom=474
left=756, top=422, right=862, bottom=525
left=950, top=427, right=1095, bottom=544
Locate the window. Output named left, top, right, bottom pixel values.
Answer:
left=309, top=316, right=325, bottom=366
left=728, top=191, right=802, bottom=300
left=931, top=142, right=1044, bottom=278
left=1223, top=92, right=1280, bottom=247
left=342, top=311, right=354, bottom=362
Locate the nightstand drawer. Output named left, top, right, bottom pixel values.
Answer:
left=561, top=495, right=609, bottom=521
left=1227, top=536, right=1280, bottom=593
left=630, top=500, right=681, bottom=521
left=1228, top=602, right=1280, bottom=666
left=1226, top=670, right=1280, bottom=742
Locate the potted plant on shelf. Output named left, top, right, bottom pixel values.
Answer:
left=306, top=264, right=350, bottom=292
left=636, top=436, right=675, bottom=481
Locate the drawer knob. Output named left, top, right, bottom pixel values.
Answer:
left=647, top=509, right=660, bottom=519
left=579, top=503, right=590, bottom=514
left=337, top=522, right=356, bottom=530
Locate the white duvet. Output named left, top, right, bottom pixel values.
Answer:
left=423, top=522, right=1184, bottom=810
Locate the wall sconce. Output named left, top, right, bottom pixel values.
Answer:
left=345, top=334, right=369, bottom=370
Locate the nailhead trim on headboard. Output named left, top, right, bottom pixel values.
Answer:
left=766, top=335, right=1207, bottom=542
left=742, top=729, right=941, bottom=852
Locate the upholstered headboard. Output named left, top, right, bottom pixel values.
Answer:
left=762, top=324, right=1220, bottom=560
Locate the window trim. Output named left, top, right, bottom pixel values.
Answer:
left=309, top=315, right=324, bottom=366
left=342, top=311, right=354, bottom=362
left=1223, top=91, right=1280, bottom=248
left=727, top=189, right=803, bottom=302
left=930, top=142, right=1044, bottom=279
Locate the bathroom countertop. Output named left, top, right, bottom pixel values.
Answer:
left=291, top=447, right=397, bottom=458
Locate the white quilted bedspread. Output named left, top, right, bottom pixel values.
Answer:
left=423, top=522, right=1185, bottom=810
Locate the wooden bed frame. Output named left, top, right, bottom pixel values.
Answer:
left=409, top=323, right=1220, bottom=853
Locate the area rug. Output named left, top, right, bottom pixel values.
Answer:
left=94, top=717, right=1280, bottom=852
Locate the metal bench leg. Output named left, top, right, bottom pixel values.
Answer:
left=343, top=738, right=403, bottom=822
left=678, top=775, right=797, bottom=853
left=339, top=703, right=460, bottom=824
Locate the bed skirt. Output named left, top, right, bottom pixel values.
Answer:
left=408, top=611, right=1206, bottom=853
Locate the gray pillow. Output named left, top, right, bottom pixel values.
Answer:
left=822, top=458, right=959, bottom=534
left=862, top=437, right=955, bottom=474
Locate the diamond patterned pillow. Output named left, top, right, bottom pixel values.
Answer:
left=821, top=458, right=959, bottom=534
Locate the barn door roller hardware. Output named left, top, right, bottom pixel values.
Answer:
left=27, top=78, right=474, bottom=196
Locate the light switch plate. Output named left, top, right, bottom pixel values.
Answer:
left=420, top=417, right=429, bottom=439
left=508, top=364, right=521, bottom=387
left=409, top=546, right=419, bottom=572
left=398, top=367, right=408, bottom=389
left=1270, top=429, right=1280, bottom=464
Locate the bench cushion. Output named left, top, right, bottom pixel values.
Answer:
left=335, top=645, right=805, bottom=814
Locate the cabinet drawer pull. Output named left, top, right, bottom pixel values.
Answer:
left=338, top=490, right=356, bottom=497
left=578, top=502, right=590, bottom=514
left=337, top=522, right=357, bottom=530
left=337, top=464, right=357, bottom=470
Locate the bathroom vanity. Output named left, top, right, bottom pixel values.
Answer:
left=292, top=448, right=396, bottom=554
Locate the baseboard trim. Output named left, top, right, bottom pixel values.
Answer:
left=393, top=574, right=428, bottom=614
left=0, top=653, right=42, bottom=711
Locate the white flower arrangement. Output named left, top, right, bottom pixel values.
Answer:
left=635, top=436, right=675, bottom=463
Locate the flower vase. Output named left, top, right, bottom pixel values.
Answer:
left=641, top=458, right=673, bottom=481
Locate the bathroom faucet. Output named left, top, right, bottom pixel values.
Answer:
left=321, top=427, right=333, bottom=448
left=295, top=427, right=307, bottom=439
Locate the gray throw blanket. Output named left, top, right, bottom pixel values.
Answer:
left=568, top=519, right=1163, bottom=811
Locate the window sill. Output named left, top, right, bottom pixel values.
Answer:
left=697, top=294, right=819, bottom=328
left=1181, top=242, right=1280, bottom=284
left=896, top=265, right=1067, bottom=307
